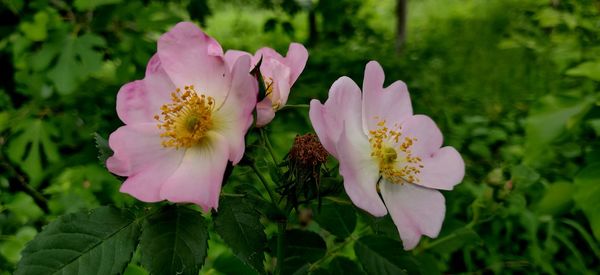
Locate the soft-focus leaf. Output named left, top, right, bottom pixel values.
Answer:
left=0, top=226, right=37, bottom=263
left=139, top=205, right=209, bottom=275
left=274, top=229, right=326, bottom=274
left=15, top=206, right=141, bottom=275
left=428, top=227, right=482, bottom=254
left=314, top=201, right=356, bottom=238
left=213, top=196, right=266, bottom=272
left=354, top=235, right=420, bottom=275
left=573, top=163, right=600, bottom=241
left=566, top=61, right=600, bottom=81
left=74, top=0, right=123, bottom=11
left=536, top=181, right=574, bottom=215
left=328, top=256, right=365, bottom=275
left=7, top=119, right=59, bottom=185
left=212, top=253, right=259, bottom=275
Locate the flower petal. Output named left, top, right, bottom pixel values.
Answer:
left=256, top=98, right=276, bottom=127
left=380, top=182, right=445, bottom=250
left=399, top=114, right=443, bottom=157
left=284, top=43, right=308, bottom=84
left=116, top=54, right=175, bottom=125
left=119, top=154, right=183, bottom=202
left=106, top=123, right=182, bottom=177
left=417, top=147, right=464, bottom=190
left=362, top=61, right=412, bottom=132
left=157, top=22, right=229, bottom=103
left=224, top=49, right=251, bottom=71
left=337, top=125, right=388, bottom=217
left=213, top=54, right=257, bottom=164
left=160, top=132, right=229, bottom=212
left=309, top=76, right=363, bottom=159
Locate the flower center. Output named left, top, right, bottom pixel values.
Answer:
left=154, top=85, right=215, bottom=149
left=264, top=77, right=281, bottom=110
left=369, top=119, right=423, bottom=184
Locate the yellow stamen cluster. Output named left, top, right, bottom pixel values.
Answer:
left=264, top=77, right=281, bottom=110
left=154, top=85, right=215, bottom=149
left=369, top=119, right=423, bottom=184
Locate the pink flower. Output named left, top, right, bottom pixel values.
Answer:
left=106, top=22, right=257, bottom=212
left=309, top=61, right=465, bottom=250
left=224, top=43, right=308, bottom=127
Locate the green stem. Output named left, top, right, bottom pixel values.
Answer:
left=275, top=221, right=286, bottom=275
left=259, top=128, right=279, bottom=166
left=249, top=162, right=276, bottom=204
left=309, top=226, right=370, bottom=271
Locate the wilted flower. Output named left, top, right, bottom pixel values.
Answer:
left=309, top=61, right=465, bottom=249
left=106, top=22, right=257, bottom=211
left=224, top=43, right=308, bottom=127
left=280, top=133, right=329, bottom=208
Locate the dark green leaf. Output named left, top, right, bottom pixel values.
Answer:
left=354, top=235, right=420, bottom=275
left=314, top=202, right=356, bottom=238
left=328, top=256, right=365, bottom=275
left=94, top=133, right=113, bottom=166
left=15, top=206, right=141, bottom=275
left=139, top=205, right=209, bottom=275
left=214, top=196, right=266, bottom=272
left=428, top=227, right=482, bottom=254
left=213, top=253, right=259, bottom=275
left=574, top=163, right=600, bottom=241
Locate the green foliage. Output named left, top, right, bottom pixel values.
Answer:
left=1, top=0, right=599, bottom=273
left=213, top=196, right=266, bottom=272
left=354, top=235, right=420, bottom=274
left=15, top=206, right=140, bottom=275
left=313, top=201, right=357, bottom=239
left=139, top=205, right=209, bottom=275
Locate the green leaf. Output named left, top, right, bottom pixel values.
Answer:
left=277, top=229, right=326, bottom=274
left=140, top=205, right=209, bottom=275
left=0, top=226, right=37, bottom=263
left=510, top=165, right=540, bottom=190
left=524, top=95, right=595, bottom=165
left=328, top=256, right=365, bottom=275
left=15, top=206, right=141, bottom=275
left=212, top=253, right=259, bottom=275
left=314, top=201, right=357, bottom=238
left=74, top=0, right=123, bottom=11
left=213, top=196, right=266, bottom=272
left=573, top=163, right=600, bottom=241
left=48, top=33, right=106, bottom=94
left=566, top=61, right=600, bottom=81
left=5, top=193, right=43, bottom=224
left=19, top=11, right=49, bottom=41
left=94, top=133, right=113, bottom=166
left=354, top=235, right=420, bottom=275
left=536, top=181, right=575, bottom=215
left=428, top=227, right=482, bottom=254
left=7, top=119, right=59, bottom=185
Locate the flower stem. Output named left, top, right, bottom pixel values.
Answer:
left=249, top=162, right=276, bottom=204
left=259, top=128, right=279, bottom=166
left=275, top=221, right=286, bottom=275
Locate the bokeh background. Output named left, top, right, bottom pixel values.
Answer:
left=1, top=0, right=599, bottom=273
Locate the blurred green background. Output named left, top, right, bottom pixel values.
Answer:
left=1, top=0, right=599, bottom=273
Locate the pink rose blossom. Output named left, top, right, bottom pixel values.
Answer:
left=224, top=43, right=308, bottom=127
left=106, top=22, right=257, bottom=212
left=309, top=61, right=465, bottom=250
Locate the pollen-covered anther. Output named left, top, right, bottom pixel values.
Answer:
left=369, top=120, right=423, bottom=184
left=155, top=85, right=215, bottom=149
